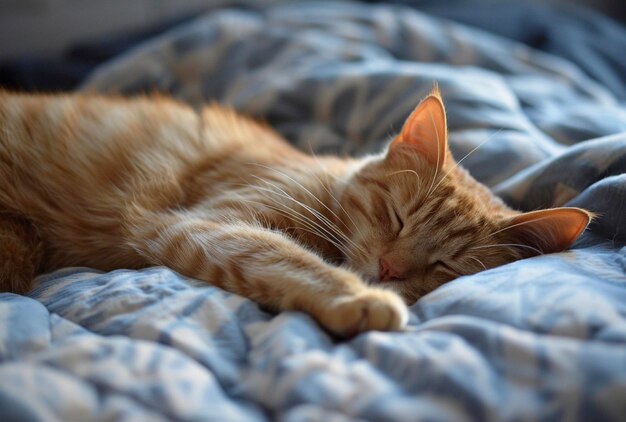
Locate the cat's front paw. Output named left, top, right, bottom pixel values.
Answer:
left=320, top=289, right=409, bottom=337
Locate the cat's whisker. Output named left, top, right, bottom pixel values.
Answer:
left=276, top=193, right=366, bottom=257
left=279, top=190, right=366, bottom=257
left=470, top=243, right=544, bottom=255
left=248, top=163, right=359, bottom=242
left=249, top=179, right=346, bottom=242
left=384, top=169, right=425, bottom=199
left=304, top=139, right=348, bottom=185
left=386, top=169, right=420, bottom=180
left=248, top=173, right=367, bottom=255
left=236, top=195, right=353, bottom=257
left=477, top=215, right=554, bottom=243
left=467, top=256, right=487, bottom=271
left=429, top=128, right=503, bottom=196
left=235, top=185, right=345, bottom=247
left=270, top=209, right=356, bottom=260
left=301, top=159, right=367, bottom=242
left=324, top=187, right=367, bottom=242
left=236, top=180, right=362, bottom=256
left=298, top=162, right=355, bottom=232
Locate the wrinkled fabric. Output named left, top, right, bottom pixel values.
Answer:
left=387, top=0, right=626, bottom=101
left=2, top=1, right=625, bottom=420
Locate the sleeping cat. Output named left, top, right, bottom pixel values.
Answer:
left=0, top=88, right=591, bottom=336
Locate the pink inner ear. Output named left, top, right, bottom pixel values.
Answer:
left=390, top=90, right=448, bottom=168
left=505, top=207, right=592, bottom=255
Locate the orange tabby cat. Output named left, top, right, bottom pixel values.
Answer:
left=0, top=88, right=591, bottom=336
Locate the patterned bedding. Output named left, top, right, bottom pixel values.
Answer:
left=1, top=1, right=625, bottom=420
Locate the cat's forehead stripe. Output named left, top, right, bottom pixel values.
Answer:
left=406, top=183, right=454, bottom=215
left=371, top=192, right=390, bottom=224
left=448, top=225, right=480, bottom=239
left=355, top=175, right=391, bottom=193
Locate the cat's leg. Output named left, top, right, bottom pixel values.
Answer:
left=128, top=213, right=408, bottom=336
left=0, top=213, right=44, bottom=294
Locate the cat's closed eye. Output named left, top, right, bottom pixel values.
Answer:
left=434, top=260, right=458, bottom=275
left=391, top=207, right=404, bottom=234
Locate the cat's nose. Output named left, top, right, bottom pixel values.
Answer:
left=379, top=257, right=404, bottom=282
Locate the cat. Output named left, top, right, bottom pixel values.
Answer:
left=0, top=87, right=591, bottom=336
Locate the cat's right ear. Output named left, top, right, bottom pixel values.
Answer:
left=387, top=86, right=448, bottom=169
left=501, top=207, right=592, bottom=257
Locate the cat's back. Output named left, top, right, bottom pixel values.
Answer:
left=0, top=91, right=208, bottom=213
left=0, top=90, right=305, bottom=220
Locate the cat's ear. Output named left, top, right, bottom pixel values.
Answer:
left=502, top=207, right=592, bottom=257
left=388, top=86, right=448, bottom=168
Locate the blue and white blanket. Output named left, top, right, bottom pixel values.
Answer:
left=2, top=1, right=625, bottom=420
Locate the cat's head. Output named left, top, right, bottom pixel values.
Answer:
left=339, top=87, right=592, bottom=303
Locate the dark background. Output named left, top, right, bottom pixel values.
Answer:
left=1, top=0, right=625, bottom=93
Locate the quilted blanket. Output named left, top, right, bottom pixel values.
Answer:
left=1, top=1, right=625, bottom=420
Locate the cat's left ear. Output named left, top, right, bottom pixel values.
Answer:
left=388, top=86, right=448, bottom=168
left=502, top=207, right=592, bottom=257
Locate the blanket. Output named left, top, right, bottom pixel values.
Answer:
left=1, top=1, right=625, bottom=420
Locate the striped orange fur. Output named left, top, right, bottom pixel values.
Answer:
left=0, top=88, right=591, bottom=336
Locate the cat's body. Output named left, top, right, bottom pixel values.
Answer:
left=0, top=89, right=591, bottom=336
